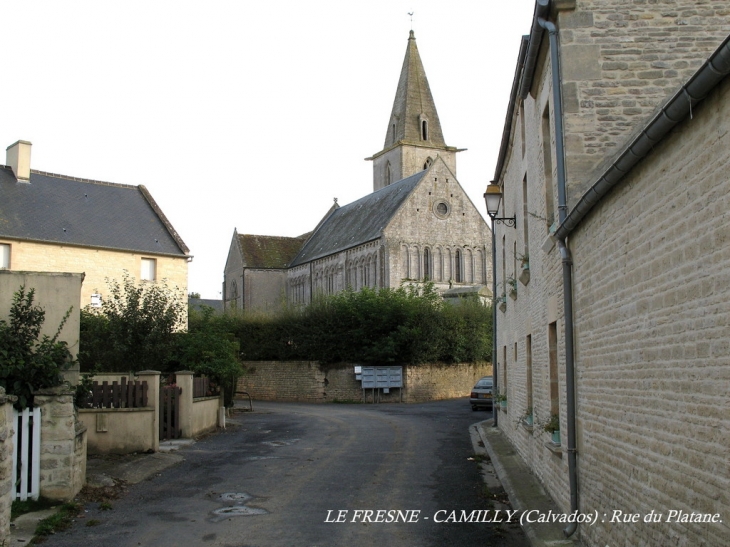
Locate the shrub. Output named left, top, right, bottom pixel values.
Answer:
left=0, top=286, right=75, bottom=409
left=79, top=273, right=186, bottom=372
left=174, top=306, right=243, bottom=406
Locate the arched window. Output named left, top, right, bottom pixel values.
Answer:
left=423, top=248, right=430, bottom=280
left=421, top=120, right=428, bottom=141
left=454, top=249, right=462, bottom=283
left=385, top=161, right=391, bottom=186
left=423, top=157, right=433, bottom=170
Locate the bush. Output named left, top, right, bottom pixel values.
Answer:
left=0, top=286, right=75, bottom=409
left=79, top=273, right=186, bottom=372
left=174, top=306, right=243, bottom=406
left=225, top=282, right=492, bottom=364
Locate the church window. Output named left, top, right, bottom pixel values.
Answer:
left=423, top=248, right=430, bottom=280
left=421, top=120, right=428, bottom=141
left=433, top=200, right=450, bottom=219
left=454, top=250, right=462, bottom=283
left=392, top=123, right=397, bottom=143
left=423, top=157, right=433, bottom=170
left=385, top=162, right=392, bottom=186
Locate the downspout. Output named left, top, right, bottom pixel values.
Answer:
left=538, top=16, right=578, bottom=538
left=491, top=225, right=498, bottom=427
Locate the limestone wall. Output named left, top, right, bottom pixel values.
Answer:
left=555, top=0, right=730, bottom=208
left=0, top=239, right=188, bottom=311
left=34, top=387, right=87, bottom=501
left=236, top=361, right=492, bottom=404
left=566, top=74, right=730, bottom=547
left=0, top=389, right=15, bottom=544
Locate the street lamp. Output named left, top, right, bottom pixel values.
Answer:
left=483, top=181, right=515, bottom=427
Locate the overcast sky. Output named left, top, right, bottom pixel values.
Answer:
left=2, top=0, right=535, bottom=299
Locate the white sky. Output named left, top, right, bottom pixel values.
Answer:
left=2, top=0, right=536, bottom=299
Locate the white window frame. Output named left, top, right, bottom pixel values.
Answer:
left=141, top=258, right=157, bottom=281
left=0, top=243, right=10, bottom=269
left=90, top=293, right=102, bottom=308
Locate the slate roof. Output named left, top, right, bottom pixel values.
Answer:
left=289, top=170, right=425, bottom=267
left=237, top=233, right=309, bottom=269
left=0, top=166, right=189, bottom=256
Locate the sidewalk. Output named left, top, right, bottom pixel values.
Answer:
left=470, top=418, right=582, bottom=547
left=10, top=439, right=194, bottom=544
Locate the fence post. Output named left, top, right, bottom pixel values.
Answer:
left=175, top=371, right=194, bottom=438
left=33, top=386, right=87, bottom=501
left=0, top=388, right=16, bottom=544
left=136, top=371, right=160, bottom=452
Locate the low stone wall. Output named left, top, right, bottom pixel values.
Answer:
left=190, top=396, right=223, bottom=437
left=34, top=386, right=87, bottom=501
left=79, top=371, right=224, bottom=453
left=236, top=361, right=492, bottom=403
left=0, top=389, right=15, bottom=544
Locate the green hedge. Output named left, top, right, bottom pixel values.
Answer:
left=220, top=284, right=492, bottom=364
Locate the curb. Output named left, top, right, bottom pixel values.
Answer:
left=471, top=419, right=581, bottom=547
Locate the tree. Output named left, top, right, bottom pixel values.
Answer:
left=79, top=273, right=186, bottom=372
left=0, top=286, right=75, bottom=409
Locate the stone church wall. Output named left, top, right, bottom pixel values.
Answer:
left=236, top=361, right=492, bottom=404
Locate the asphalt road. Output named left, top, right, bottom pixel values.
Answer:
left=44, top=399, right=527, bottom=547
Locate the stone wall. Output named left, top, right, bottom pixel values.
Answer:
left=0, top=389, right=15, bottom=544
left=556, top=0, right=730, bottom=208
left=567, top=74, right=730, bottom=547
left=493, top=4, right=730, bottom=545
left=236, top=361, right=492, bottom=404
left=0, top=238, right=188, bottom=311
left=0, top=270, right=84, bottom=384
left=34, top=386, right=87, bottom=501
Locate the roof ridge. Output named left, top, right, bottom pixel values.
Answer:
left=29, top=169, right=139, bottom=189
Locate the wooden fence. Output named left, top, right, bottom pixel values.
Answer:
left=160, top=385, right=182, bottom=440
left=85, top=378, right=149, bottom=409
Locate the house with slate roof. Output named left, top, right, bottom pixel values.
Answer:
left=0, top=140, right=191, bottom=309
left=223, top=31, right=491, bottom=311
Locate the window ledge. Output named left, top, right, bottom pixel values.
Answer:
left=521, top=421, right=534, bottom=433
left=544, top=440, right=563, bottom=456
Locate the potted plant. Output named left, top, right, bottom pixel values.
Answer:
left=517, top=252, right=530, bottom=285
left=496, top=294, right=507, bottom=312
left=541, top=413, right=561, bottom=444
left=506, top=276, right=518, bottom=300
left=495, top=392, right=507, bottom=410
left=521, top=406, right=533, bottom=427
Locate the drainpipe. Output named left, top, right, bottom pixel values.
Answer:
left=538, top=16, right=578, bottom=538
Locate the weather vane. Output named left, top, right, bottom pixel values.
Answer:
left=408, top=12, right=414, bottom=30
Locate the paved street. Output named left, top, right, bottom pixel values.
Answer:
left=43, top=399, right=527, bottom=547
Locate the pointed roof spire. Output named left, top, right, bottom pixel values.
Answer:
left=384, top=30, right=446, bottom=148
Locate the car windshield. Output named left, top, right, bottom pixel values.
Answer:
left=475, top=379, right=492, bottom=389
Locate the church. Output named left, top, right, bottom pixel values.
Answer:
left=223, top=31, right=492, bottom=311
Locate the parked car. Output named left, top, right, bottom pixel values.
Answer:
left=470, top=376, right=493, bottom=411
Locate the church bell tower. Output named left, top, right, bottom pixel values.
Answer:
left=366, top=30, right=461, bottom=192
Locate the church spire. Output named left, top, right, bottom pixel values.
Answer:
left=385, top=30, right=446, bottom=148
left=367, top=31, right=460, bottom=192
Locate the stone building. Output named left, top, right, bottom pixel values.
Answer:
left=224, top=31, right=491, bottom=311
left=0, top=140, right=191, bottom=309
left=491, top=1, right=730, bottom=546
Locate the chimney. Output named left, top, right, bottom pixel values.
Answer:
left=6, top=140, right=32, bottom=181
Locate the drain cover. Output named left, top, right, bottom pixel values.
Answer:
left=220, top=493, right=252, bottom=502
left=213, top=506, right=267, bottom=517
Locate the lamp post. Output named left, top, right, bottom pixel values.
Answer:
left=484, top=182, right=515, bottom=428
